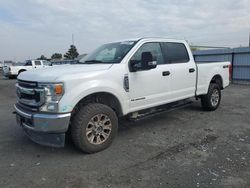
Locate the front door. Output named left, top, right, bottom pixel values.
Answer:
left=128, top=42, right=171, bottom=112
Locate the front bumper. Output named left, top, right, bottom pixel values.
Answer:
left=14, top=104, right=71, bottom=147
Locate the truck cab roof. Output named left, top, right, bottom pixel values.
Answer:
left=111, top=37, right=188, bottom=44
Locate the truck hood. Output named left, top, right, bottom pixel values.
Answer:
left=18, top=64, right=113, bottom=82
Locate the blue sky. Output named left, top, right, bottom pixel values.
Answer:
left=0, top=0, right=250, bottom=61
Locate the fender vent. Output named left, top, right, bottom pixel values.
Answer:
left=123, top=74, right=129, bottom=92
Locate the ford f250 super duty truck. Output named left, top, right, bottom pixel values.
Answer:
left=14, top=38, right=231, bottom=153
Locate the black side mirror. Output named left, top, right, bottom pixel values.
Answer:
left=141, top=52, right=153, bottom=70
left=129, top=51, right=157, bottom=72
left=141, top=51, right=153, bottom=63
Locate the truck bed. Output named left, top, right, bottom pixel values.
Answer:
left=195, top=61, right=231, bottom=96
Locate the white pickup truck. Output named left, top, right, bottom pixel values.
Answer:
left=15, top=38, right=231, bottom=153
left=3, top=60, right=51, bottom=78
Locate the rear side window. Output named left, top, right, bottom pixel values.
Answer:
left=161, top=43, right=190, bottom=63
left=34, top=61, right=42, bottom=65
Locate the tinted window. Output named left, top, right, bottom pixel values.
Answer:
left=80, top=41, right=136, bottom=64
left=35, top=61, right=42, bottom=65
left=25, top=60, right=32, bottom=66
left=131, top=43, right=164, bottom=65
left=161, top=43, right=190, bottom=63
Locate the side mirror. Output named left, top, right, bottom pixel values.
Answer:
left=129, top=51, right=157, bottom=72
left=141, top=52, right=157, bottom=70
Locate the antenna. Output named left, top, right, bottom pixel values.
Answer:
left=72, top=33, right=74, bottom=45
left=249, top=32, right=250, bottom=47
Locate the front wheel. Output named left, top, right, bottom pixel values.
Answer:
left=71, top=103, right=118, bottom=153
left=201, top=83, right=221, bottom=111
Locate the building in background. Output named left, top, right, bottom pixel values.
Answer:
left=193, top=47, right=250, bottom=83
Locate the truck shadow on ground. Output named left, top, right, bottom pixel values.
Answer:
left=11, top=102, right=208, bottom=156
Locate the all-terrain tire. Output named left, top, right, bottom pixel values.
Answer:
left=71, top=103, right=118, bottom=153
left=201, top=83, right=221, bottom=111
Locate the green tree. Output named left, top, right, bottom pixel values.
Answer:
left=37, top=55, right=48, bottom=60
left=51, top=53, right=62, bottom=59
left=64, top=45, right=79, bottom=60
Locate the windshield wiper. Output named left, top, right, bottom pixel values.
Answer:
left=84, top=60, right=104, bottom=64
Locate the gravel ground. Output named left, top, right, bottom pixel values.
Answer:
left=0, top=74, right=249, bottom=188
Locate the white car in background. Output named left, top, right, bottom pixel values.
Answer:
left=0, top=62, right=3, bottom=70
left=3, top=60, right=51, bottom=78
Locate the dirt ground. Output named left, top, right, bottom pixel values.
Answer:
left=0, top=75, right=249, bottom=188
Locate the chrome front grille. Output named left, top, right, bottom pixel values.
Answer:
left=17, top=79, right=37, bottom=88
left=16, top=80, right=45, bottom=108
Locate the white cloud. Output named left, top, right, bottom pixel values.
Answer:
left=0, top=0, right=250, bottom=61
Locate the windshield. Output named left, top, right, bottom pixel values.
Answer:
left=79, top=41, right=136, bottom=64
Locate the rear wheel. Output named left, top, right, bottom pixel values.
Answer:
left=71, top=103, right=118, bottom=153
left=201, top=83, right=221, bottom=111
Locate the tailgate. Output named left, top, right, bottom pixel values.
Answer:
left=3, top=66, right=10, bottom=74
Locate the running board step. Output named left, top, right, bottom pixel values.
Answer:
left=129, top=99, right=193, bottom=121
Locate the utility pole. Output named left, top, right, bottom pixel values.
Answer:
left=249, top=32, right=250, bottom=47
left=72, top=34, right=74, bottom=45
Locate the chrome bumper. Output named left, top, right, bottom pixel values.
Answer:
left=14, top=104, right=71, bottom=147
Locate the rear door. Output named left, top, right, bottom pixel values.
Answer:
left=161, top=42, right=196, bottom=101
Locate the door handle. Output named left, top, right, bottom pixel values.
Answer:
left=189, top=68, right=195, bottom=73
left=162, top=71, right=170, bottom=76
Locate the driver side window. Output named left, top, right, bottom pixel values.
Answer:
left=131, top=43, right=164, bottom=65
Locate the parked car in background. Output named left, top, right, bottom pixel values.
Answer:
left=51, top=59, right=79, bottom=66
left=2, top=61, right=15, bottom=71
left=3, top=60, right=51, bottom=78
left=0, top=61, right=3, bottom=70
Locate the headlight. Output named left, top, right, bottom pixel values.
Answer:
left=38, top=83, right=64, bottom=112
